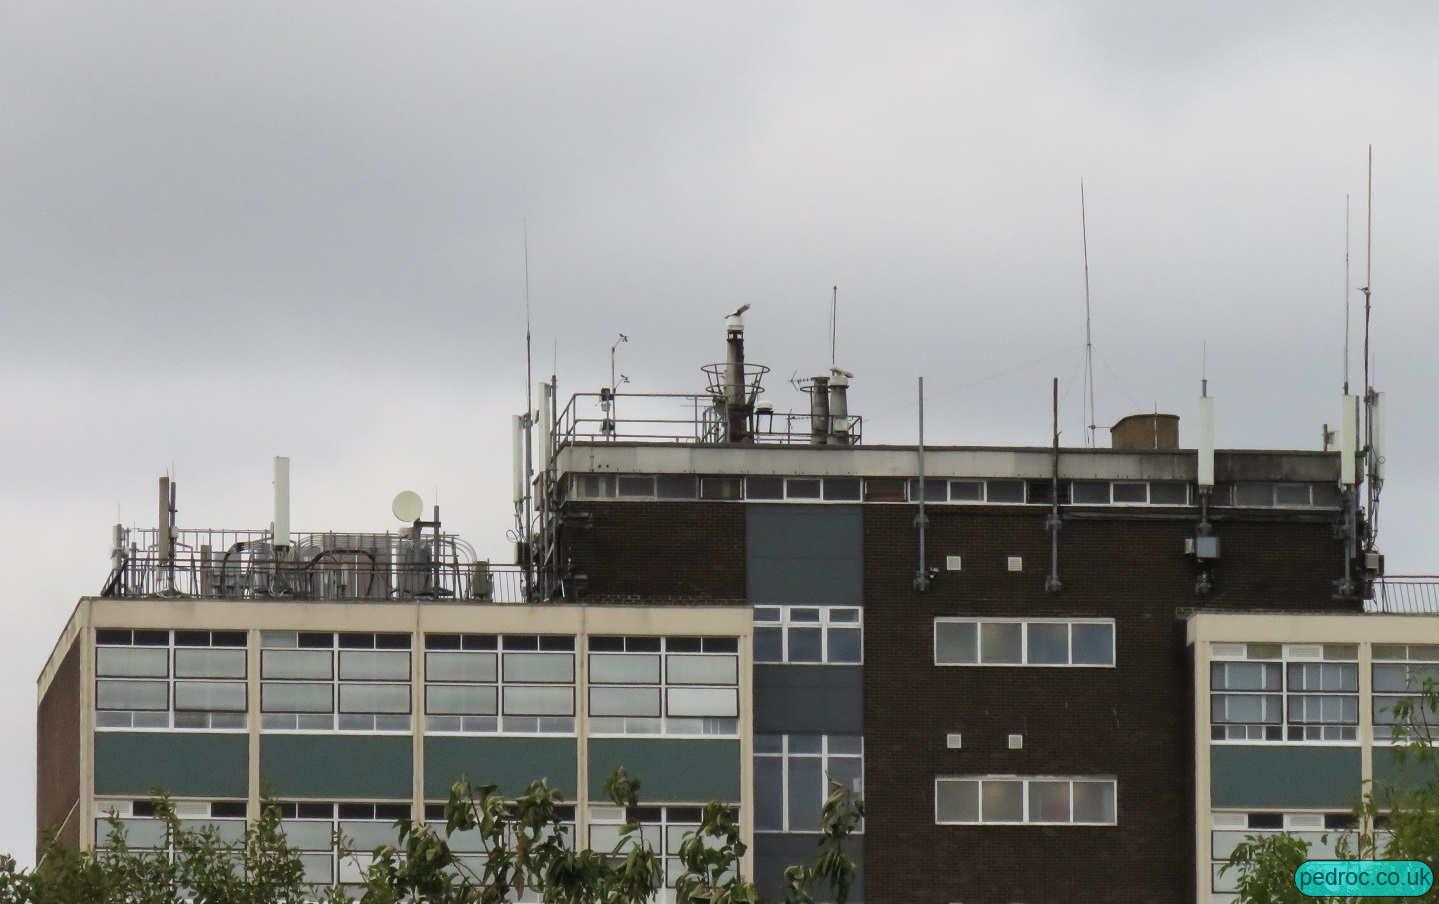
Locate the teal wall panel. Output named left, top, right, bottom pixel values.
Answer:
left=94, top=732, right=248, bottom=798
left=1374, top=747, right=1428, bottom=793
left=261, top=735, right=411, bottom=799
left=425, top=737, right=577, bottom=798
left=588, top=739, right=740, bottom=802
left=1211, top=746, right=1362, bottom=808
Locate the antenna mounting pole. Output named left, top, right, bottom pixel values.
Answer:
left=1081, top=179, right=1097, bottom=447
left=830, top=285, right=838, bottom=369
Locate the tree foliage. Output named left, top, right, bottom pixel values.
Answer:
left=3, top=770, right=863, bottom=904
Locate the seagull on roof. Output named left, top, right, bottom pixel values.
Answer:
left=727, top=304, right=751, bottom=318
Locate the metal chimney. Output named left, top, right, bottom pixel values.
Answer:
left=828, top=368, right=852, bottom=445
left=809, top=374, right=830, bottom=446
left=724, top=311, right=748, bottom=442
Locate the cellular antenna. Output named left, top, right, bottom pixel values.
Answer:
left=1344, top=193, right=1351, bottom=395
left=1080, top=178, right=1097, bottom=447
left=522, top=221, right=534, bottom=600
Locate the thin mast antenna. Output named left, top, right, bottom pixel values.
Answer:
left=830, top=285, right=838, bottom=369
left=1080, top=178, right=1097, bottom=447
left=1362, top=145, right=1378, bottom=550
left=523, top=221, right=535, bottom=600
left=1343, top=194, right=1351, bottom=395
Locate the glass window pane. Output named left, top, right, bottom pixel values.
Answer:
left=822, top=478, right=861, bottom=501
left=828, top=756, right=863, bottom=796
left=949, top=480, right=983, bottom=502
left=1026, top=623, right=1068, bottom=664
left=667, top=655, right=738, bottom=685
left=981, top=780, right=1023, bottom=822
left=788, top=735, right=822, bottom=753
left=667, top=688, right=738, bottom=717
left=298, top=851, right=334, bottom=884
left=745, top=477, right=783, bottom=500
left=174, top=681, right=246, bottom=712
left=1073, top=781, right=1116, bottom=824
left=935, top=622, right=977, bottom=665
left=827, top=734, right=863, bottom=755
left=787, top=758, right=822, bottom=831
left=262, top=682, right=332, bottom=713
left=1150, top=481, right=1189, bottom=505
left=262, top=650, right=332, bottom=680
left=791, top=608, right=821, bottom=622
left=96, top=679, right=168, bottom=710
left=1112, top=482, right=1147, bottom=503
left=590, top=654, right=661, bottom=684
left=753, top=607, right=781, bottom=623
left=590, top=686, right=661, bottom=717
left=986, top=480, right=1025, bottom=503
left=425, top=652, right=497, bottom=683
left=1028, top=781, right=1070, bottom=823
left=1275, top=484, right=1312, bottom=506
left=1235, top=482, right=1274, bottom=506
left=656, top=476, right=698, bottom=499
left=97, top=648, right=168, bottom=678
left=700, top=478, right=742, bottom=500
left=754, top=627, right=783, bottom=662
left=503, top=686, right=574, bottom=716
left=829, top=608, right=861, bottom=624
left=1072, top=481, right=1110, bottom=504
left=936, top=779, right=978, bottom=823
left=980, top=623, right=1022, bottom=664
left=617, top=476, right=655, bottom=497
left=755, top=758, right=783, bottom=831
left=339, top=651, right=410, bottom=681
left=1071, top=623, right=1115, bottom=666
left=339, top=683, right=410, bottom=714
left=426, top=685, right=497, bottom=715
left=788, top=628, right=822, bottom=663
left=503, top=653, right=575, bottom=683
left=786, top=479, right=821, bottom=499
left=174, top=649, right=245, bottom=679
left=827, top=628, right=862, bottom=663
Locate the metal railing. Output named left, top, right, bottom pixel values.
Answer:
left=553, top=392, right=862, bottom=447
left=102, top=528, right=528, bottom=603
left=1368, top=576, right=1439, bottom=614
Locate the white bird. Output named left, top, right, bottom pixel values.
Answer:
left=727, top=304, right=751, bottom=318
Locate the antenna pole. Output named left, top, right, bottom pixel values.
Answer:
left=523, top=221, right=535, bottom=601
left=1362, top=145, right=1378, bottom=550
left=830, top=285, right=838, bottom=369
left=1081, top=179, right=1097, bottom=447
left=1344, top=194, right=1351, bottom=395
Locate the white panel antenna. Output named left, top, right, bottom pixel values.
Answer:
left=1339, top=395, right=1357, bottom=485
left=1197, top=395, right=1216, bottom=488
left=272, top=456, right=291, bottom=547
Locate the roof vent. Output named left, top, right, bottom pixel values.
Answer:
left=1110, top=413, right=1180, bottom=450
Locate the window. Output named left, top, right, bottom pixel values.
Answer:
left=262, top=632, right=412, bottom=732
left=589, top=805, right=733, bottom=895
left=934, top=618, right=1115, bottom=667
left=745, top=477, right=784, bottom=500
left=425, top=634, right=575, bottom=735
left=1373, top=644, right=1439, bottom=740
left=1225, top=482, right=1340, bottom=509
left=588, top=636, right=739, bottom=736
left=754, top=734, right=863, bottom=833
left=96, top=629, right=247, bottom=731
left=1210, top=811, right=1348, bottom=894
left=935, top=777, right=1116, bottom=826
left=754, top=607, right=862, bottom=664
left=863, top=478, right=907, bottom=502
left=1210, top=643, right=1358, bottom=742
left=572, top=475, right=616, bottom=499
left=822, top=478, right=861, bottom=501
left=699, top=477, right=742, bottom=500
left=94, top=799, right=249, bottom=854
left=425, top=802, right=573, bottom=890
left=986, top=480, right=1026, bottom=503
left=276, top=801, right=411, bottom=886
left=617, top=476, right=656, bottom=498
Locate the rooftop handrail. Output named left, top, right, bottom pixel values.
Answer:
left=1367, top=575, right=1439, bottom=614
left=552, top=391, right=861, bottom=448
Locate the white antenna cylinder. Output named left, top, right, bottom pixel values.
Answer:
left=1370, top=391, right=1384, bottom=481
left=512, top=415, right=525, bottom=507
left=1197, top=395, right=1216, bottom=488
left=1340, top=395, right=1358, bottom=485
left=539, top=382, right=554, bottom=461
left=272, top=456, right=291, bottom=547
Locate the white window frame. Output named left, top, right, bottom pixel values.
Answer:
left=424, top=633, right=577, bottom=737
left=588, top=804, right=731, bottom=899
left=754, top=734, right=864, bottom=835
left=1209, top=810, right=1356, bottom=896
left=932, top=617, right=1116, bottom=668
left=277, top=800, right=413, bottom=888
left=260, top=632, right=413, bottom=734
left=1371, top=644, right=1439, bottom=744
left=95, top=629, right=249, bottom=732
left=93, top=798, right=249, bottom=853
left=586, top=635, right=740, bottom=738
left=1209, top=642, right=1359, bottom=745
left=753, top=606, right=863, bottom=665
left=934, top=776, right=1117, bottom=826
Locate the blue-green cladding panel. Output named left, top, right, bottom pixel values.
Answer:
left=1211, top=746, right=1362, bottom=808
left=1374, top=748, right=1428, bottom=793
left=588, top=739, right=741, bottom=801
left=261, top=735, right=412, bottom=799
left=95, top=732, right=248, bottom=798
left=425, top=737, right=577, bottom=798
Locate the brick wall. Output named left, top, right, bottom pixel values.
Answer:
left=559, top=502, right=746, bottom=602
left=37, top=638, right=81, bottom=852
left=861, top=504, right=1356, bottom=904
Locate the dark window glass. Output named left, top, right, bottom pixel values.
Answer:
left=212, top=631, right=246, bottom=647
left=788, top=628, right=823, bottom=663
left=656, top=476, right=698, bottom=499
left=174, top=630, right=210, bottom=647
left=630, top=807, right=662, bottom=822
left=666, top=637, right=702, bottom=653
left=374, top=804, right=410, bottom=821
left=1072, top=481, right=1110, bottom=504
left=375, top=633, right=411, bottom=650
left=1312, top=483, right=1342, bottom=507
left=461, top=635, right=497, bottom=651
left=338, top=804, right=373, bottom=820
left=1325, top=813, right=1357, bottom=829
left=822, top=478, right=861, bottom=501
left=700, top=478, right=743, bottom=500
left=1112, top=482, right=1147, bottom=503
left=211, top=801, right=247, bottom=818
left=1234, top=483, right=1274, bottom=506
left=864, top=478, right=907, bottom=502
left=426, top=634, right=461, bottom=650
left=745, top=477, right=784, bottom=500
left=134, top=630, right=169, bottom=646
left=502, top=635, right=539, bottom=651
left=702, top=637, right=739, bottom=653
left=132, top=801, right=157, bottom=817
left=1248, top=813, right=1284, bottom=829
left=588, top=636, right=625, bottom=652
left=1026, top=481, right=1070, bottom=505
left=1149, top=482, right=1188, bottom=505
left=1274, top=483, right=1312, bottom=506
left=298, top=633, right=333, bottom=649
left=755, top=757, right=783, bottom=831
left=424, top=804, right=445, bottom=821
left=96, top=629, right=132, bottom=646
left=617, top=476, right=655, bottom=497
left=787, top=758, right=823, bottom=831
left=754, top=627, right=782, bottom=662
left=910, top=479, right=947, bottom=501
left=786, top=479, right=821, bottom=499
left=948, top=480, right=983, bottom=501
left=339, top=633, right=374, bottom=649
left=539, top=635, right=575, bottom=652
left=627, top=637, right=662, bottom=653
left=297, top=803, right=333, bottom=819
left=987, top=480, right=1025, bottom=503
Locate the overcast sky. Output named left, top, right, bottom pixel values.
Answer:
left=3, top=0, right=1438, bottom=861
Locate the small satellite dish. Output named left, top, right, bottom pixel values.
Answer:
left=392, top=490, right=423, bottom=522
